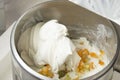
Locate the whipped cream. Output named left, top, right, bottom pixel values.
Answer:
left=34, top=20, right=80, bottom=73
left=18, top=20, right=80, bottom=73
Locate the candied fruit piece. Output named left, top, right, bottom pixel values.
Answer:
left=99, top=60, right=105, bottom=66
left=39, top=64, right=54, bottom=78
left=89, top=52, right=98, bottom=58
left=77, top=49, right=89, bottom=58
left=89, top=62, right=95, bottom=70
left=77, top=60, right=85, bottom=72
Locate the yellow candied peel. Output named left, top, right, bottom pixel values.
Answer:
left=89, top=62, right=95, bottom=70
left=89, top=52, right=99, bottom=58
left=77, top=60, right=85, bottom=72
left=99, top=60, right=105, bottom=66
left=77, top=49, right=91, bottom=73
left=38, top=64, right=54, bottom=78
left=77, top=49, right=89, bottom=63
left=77, top=49, right=105, bottom=73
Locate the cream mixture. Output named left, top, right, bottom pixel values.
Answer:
left=17, top=20, right=109, bottom=80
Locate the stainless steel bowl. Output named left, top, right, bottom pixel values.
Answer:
left=10, top=1, right=120, bottom=80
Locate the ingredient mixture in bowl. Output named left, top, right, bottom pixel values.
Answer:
left=17, top=20, right=109, bottom=80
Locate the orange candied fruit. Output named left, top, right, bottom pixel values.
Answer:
left=77, top=49, right=89, bottom=57
left=38, top=64, right=54, bottom=78
left=77, top=49, right=89, bottom=63
left=89, top=62, right=95, bottom=70
left=99, top=60, right=105, bottom=66
left=89, top=52, right=98, bottom=58
left=77, top=60, right=84, bottom=72
left=77, top=48, right=105, bottom=74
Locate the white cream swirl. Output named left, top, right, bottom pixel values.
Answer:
left=18, top=20, right=80, bottom=73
